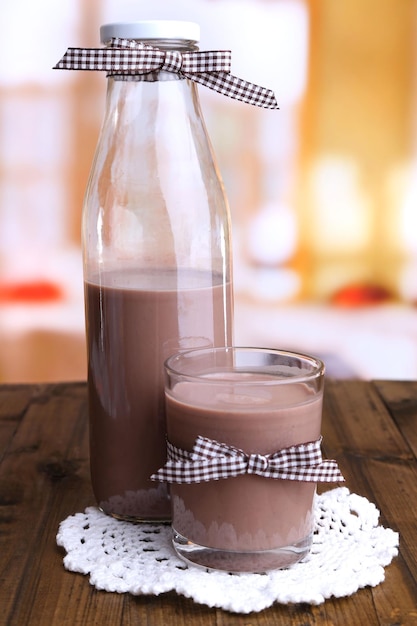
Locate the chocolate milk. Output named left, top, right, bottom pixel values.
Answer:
left=85, top=268, right=232, bottom=521
left=166, top=378, right=322, bottom=559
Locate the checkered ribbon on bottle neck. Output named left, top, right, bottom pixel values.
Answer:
left=150, top=435, right=345, bottom=484
left=53, top=37, right=279, bottom=109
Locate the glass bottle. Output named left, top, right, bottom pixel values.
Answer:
left=82, top=21, right=234, bottom=522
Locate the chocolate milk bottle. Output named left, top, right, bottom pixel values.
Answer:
left=81, top=22, right=233, bottom=521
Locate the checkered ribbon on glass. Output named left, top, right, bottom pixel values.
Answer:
left=150, top=436, right=345, bottom=484
left=54, top=37, right=278, bottom=109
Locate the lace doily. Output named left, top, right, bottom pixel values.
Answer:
left=56, top=487, right=399, bottom=614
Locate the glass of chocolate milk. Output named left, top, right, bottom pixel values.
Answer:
left=159, top=347, right=325, bottom=573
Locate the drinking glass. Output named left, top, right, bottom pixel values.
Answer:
left=159, top=347, right=326, bottom=573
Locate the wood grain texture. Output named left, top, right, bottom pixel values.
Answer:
left=0, top=381, right=416, bottom=625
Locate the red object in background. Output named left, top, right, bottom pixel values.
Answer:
left=331, top=284, right=393, bottom=307
left=0, top=281, right=63, bottom=303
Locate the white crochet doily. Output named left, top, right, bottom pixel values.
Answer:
left=56, top=487, right=399, bottom=614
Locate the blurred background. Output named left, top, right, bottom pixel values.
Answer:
left=1, top=0, right=417, bottom=382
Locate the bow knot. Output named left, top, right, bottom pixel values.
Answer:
left=151, top=435, right=345, bottom=484
left=247, top=453, right=269, bottom=474
left=54, top=38, right=279, bottom=109
left=161, top=50, right=183, bottom=74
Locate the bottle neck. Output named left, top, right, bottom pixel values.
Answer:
left=105, top=38, right=199, bottom=83
left=132, top=38, right=199, bottom=51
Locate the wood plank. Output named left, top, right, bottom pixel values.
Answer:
left=323, top=379, right=417, bottom=521
left=321, top=380, right=417, bottom=621
left=373, top=380, right=417, bottom=457
left=372, top=558, right=417, bottom=626
left=0, top=384, right=40, bottom=461
left=0, top=383, right=94, bottom=625
left=322, top=379, right=414, bottom=459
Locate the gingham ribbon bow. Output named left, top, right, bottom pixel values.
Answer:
left=151, top=436, right=345, bottom=484
left=54, top=37, right=279, bottom=109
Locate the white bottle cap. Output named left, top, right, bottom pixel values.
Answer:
left=100, top=21, right=200, bottom=44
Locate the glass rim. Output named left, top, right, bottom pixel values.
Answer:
left=164, top=346, right=325, bottom=386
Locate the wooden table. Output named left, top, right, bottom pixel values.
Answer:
left=1, top=380, right=417, bottom=625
